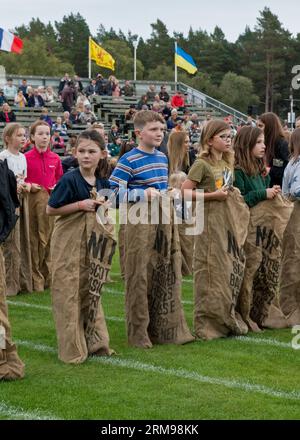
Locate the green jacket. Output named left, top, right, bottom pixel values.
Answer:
left=234, top=168, right=270, bottom=207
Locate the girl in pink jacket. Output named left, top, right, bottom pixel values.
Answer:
left=25, top=121, right=63, bottom=292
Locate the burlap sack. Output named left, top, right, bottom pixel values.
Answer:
left=19, top=193, right=33, bottom=293
left=0, top=246, right=25, bottom=380
left=51, top=210, right=116, bottom=364
left=125, top=196, right=194, bottom=348
left=28, top=189, right=53, bottom=292
left=3, top=193, right=32, bottom=296
left=177, top=222, right=194, bottom=276
left=118, top=223, right=126, bottom=280
left=194, top=188, right=249, bottom=340
left=280, top=200, right=300, bottom=326
left=238, top=195, right=293, bottom=330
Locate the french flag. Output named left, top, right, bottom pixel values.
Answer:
left=0, top=28, right=23, bottom=54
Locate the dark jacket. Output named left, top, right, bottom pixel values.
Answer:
left=28, top=95, right=45, bottom=108
left=269, top=137, right=289, bottom=187
left=0, top=160, right=19, bottom=243
left=0, top=111, right=16, bottom=122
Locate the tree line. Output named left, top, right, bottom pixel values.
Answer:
left=0, top=7, right=299, bottom=117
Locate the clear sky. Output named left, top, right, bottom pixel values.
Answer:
left=3, top=0, right=300, bottom=42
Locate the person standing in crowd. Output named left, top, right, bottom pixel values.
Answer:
left=159, top=85, right=170, bottom=103
left=18, top=79, right=29, bottom=100
left=58, top=73, right=70, bottom=95
left=3, top=79, right=17, bottom=99
left=257, top=112, right=289, bottom=187
left=61, top=81, right=75, bottom=113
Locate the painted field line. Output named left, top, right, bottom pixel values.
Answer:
left=16, top=339, right=300, bottom=402
left=0, top=401, right=61, bottom=420
left=7, top=300, right=124, bottom=323
left=234, top=336, right=292, bottom=349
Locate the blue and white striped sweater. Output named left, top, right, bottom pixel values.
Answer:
left=109, top=147, right=168, bottom=202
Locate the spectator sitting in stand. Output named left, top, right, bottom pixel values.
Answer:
left=159, top=85, right=170, bottom=103
left=79, top=104, right=97, bottom=125
left=108, top=136, right=122, bottom=157
left=45, top=86, right=57, bottom=103
left=0, top=103, right=16, bottom=123
left=151, top=102, right=162, bottom=113
left=40, top=107, right=53, bottom=128
left=146, top=84, right=156, bottom=101
left=171, top=90, right=185, bottom=109
left=125, top=105, right=137, bottom=122
left=108, top=124, right=121, bottom=143
left=63, top=111, right=73, bottom=129
left=182, top=112, right=193, bottom=131
left=28, top=89, right=45, bottom=108
left=3, top=78, right=17, bottom=99
left=69, top=107, right=80, bottom=125
left=50, top=129, right=65, bottom=157
left=137, top=95, right=150, bottom=110
left=14, top=90, right=27, bottom=108
left=167, top=109, right=180, bottom=130
left=52, top=116, right=67, bottom=136
left=18, top=79, right=29, bottom=100
left=58, top=73, right=70, bottom=95
left=84, top=79, right=98, bottom=97
left=0, top=89, right=7, bottom=106
left=189, top=122, right=201, bottom=144
left=37, top=86, right=47, bottom=103
left=76, top=91, right=90, bottom=108
left=121, top=80, right=135, bottom=97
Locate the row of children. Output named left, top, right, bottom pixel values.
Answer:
left=1, top=110, right=299, bottom=379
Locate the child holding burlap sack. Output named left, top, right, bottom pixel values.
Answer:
left=0, top=160, right=24, bottom=380
left=0, top=123, right=32, bottom=295
left=25, top=121, right=63, bottom=292
left=280, top=128, right=300, bottom=326
left=234, top=126, right=291, bottom=331
left=47, top=130, right=116, bottom=364
left=110, top=110, right=194, bottom=348
left=182, top=120, right=249, bottom=340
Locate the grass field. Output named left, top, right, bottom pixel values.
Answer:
left=1, top=245, right=300, bottom=421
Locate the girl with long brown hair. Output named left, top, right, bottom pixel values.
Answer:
left=257, top=112, right=289, bottom=187
left=167, top=131, right=193, bottom=175
left=234, top=126, right=281, bottom=207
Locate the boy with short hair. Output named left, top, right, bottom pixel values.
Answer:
left=109, top=110, right=193, bottom=348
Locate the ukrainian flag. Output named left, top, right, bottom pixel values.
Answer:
left=175, top=45, right=197, bottom=75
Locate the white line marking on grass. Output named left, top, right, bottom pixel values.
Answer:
left=7, top=300, right=125, bottom=323
left=16, top=339, right=300, bottom=402
left=235, top=336, right=292, bottom=349
left=0, top=401, right=61, bottom=420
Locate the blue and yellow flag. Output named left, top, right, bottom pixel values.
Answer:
left=175, top=45, right=197, bottom=75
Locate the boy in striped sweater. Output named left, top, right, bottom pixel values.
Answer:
left=109, top=111, right=169, bottom=347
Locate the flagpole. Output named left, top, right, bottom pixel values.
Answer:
left=88, top=36, right=91, bottom=79
left=174, top=41, right=178, bottom=92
